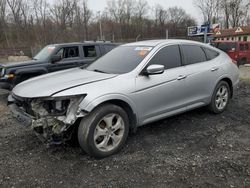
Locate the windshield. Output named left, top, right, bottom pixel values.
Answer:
left=33, top=45, right=56, bottom=61
left=87, top=46, right=152, bottom=74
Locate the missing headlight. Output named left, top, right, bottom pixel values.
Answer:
left=43, top=100, right=70, bottom=116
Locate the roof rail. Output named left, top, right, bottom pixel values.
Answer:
left=84, top=40, right=113, bottom=43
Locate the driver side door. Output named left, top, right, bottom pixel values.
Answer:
left=48, top=46, right=81, bottom=72
left=133, top=45, right=188, bottom=125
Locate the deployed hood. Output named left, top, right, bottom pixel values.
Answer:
left=12, top=68, right=117, bottom=98
left=0, top=60, right=44, bottom=68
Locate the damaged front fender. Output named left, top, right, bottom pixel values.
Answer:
left=9, top=94, right=88, bottom=143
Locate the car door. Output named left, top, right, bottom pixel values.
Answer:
left=48, top=46, right=81, bottom=72
left=180, top=44, right=222, bottom=109
left=134, top=45, right=188, bottom=125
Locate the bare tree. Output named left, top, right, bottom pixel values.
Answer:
left=168, top=7, right=196, bottom=37
left=194, top=0, right=220, bottom=24
left=32, top=0, right=49, bottom=45
left=82, top=0, right=92, bottom=40
left=228, top=0, right=250, bottom=27
left=6, top=0, right=23, bottom=25
left=0, top=0, right=9, bottom=47
left=0, top=0, right=198, bottom=49
left=153, top=4, right=168, bottom=36
left=134, top=0, right=149, bottom=36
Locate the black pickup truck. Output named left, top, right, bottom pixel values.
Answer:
left=0, top=42, right=119, bottom=90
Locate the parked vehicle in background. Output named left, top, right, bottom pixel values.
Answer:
left=8, top=40, right=239, bottom=158
left=0, top=42, right=119, bottom=90
left=211, top=41, right=250, bottom=66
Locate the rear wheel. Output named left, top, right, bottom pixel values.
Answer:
left=78, top=104, right=129, bottom=158
left=209, top=81, right=231, bottom=114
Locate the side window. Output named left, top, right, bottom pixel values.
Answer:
left=56, top=46, right=79, bottom=59
left=245, top=44, right=249, bottom=50
left=203, top=47, right=219, bottom=60
left=240, top=44, right=244, bottom=51
left=83, top=46, right=97, bottom=58
left=181, top=45, right=207, bottom=65
left=148, top=45, right=182, bottom=69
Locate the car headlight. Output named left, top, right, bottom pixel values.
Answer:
left=31, top=95, right=86, bottom=117
left=4, top=73, right=15, bottom=79
left=0, top=68, right=5, bottom=78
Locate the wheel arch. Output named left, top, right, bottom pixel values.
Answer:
left=81, top=96, right=138, bottom=132
left=218, top=77, right=233, bottom=98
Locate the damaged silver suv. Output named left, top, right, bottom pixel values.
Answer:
left=8, top=40, right=239, bottom=158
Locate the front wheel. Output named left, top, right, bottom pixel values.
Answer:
left=209, top=81, right=231, bottom=114
left=78, top=104, right=129, bottom=158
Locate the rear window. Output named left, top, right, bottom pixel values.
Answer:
left=181, top=45, right=207, bottom=65
left=83, top=46, right=97, bottom=58
left=203, top=47, right=219, bottom=60
left=239, top=43, right=249, bottom=51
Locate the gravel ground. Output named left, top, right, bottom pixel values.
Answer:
left=240, top=66, right=250, bottom=80
left=0, top=82, right=250, bottom=188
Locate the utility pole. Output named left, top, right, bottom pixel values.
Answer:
left=98, top=11, right=103, bottom=40
left=166, top=29, right=169, bottom=39
left=204, top=26, right=208, bottom=43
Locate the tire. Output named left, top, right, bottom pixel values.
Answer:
left=209, top=81, right=231, bottom=114
left=237, top=59, right=246, bottom=67
left=78, top=104, right=129, bottom=158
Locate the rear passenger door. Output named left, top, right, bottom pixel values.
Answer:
left=180, top=45, right=221, bottom=109
left=78, top=45, right=101, bottom=67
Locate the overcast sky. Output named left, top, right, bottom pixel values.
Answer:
left=88, top=0, right=202, bottom=24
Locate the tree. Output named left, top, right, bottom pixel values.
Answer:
left=194, top=0, right=220, bottom=24
left=153, top=4, right=168, bottom=36
left=0, top=0, right=9, bottom=47
left=32, top=0, right=49, bottom=44
left=228, top=0, right=250, bottom=27
left=82, top=0, right=92, bottom=40
left=168, top=7, right=196, bottom=37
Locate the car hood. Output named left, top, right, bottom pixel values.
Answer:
left=0, top=60, right=44, bottom=68
left=12, top=68, right=117, bottom=98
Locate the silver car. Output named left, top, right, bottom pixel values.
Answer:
left=8, top=40, right=239, bottom=158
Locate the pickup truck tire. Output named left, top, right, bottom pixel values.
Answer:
left=78, top=104, right=129, bottom=158
left=237, top=58, right=247, bottom=67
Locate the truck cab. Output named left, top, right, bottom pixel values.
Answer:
left=211, top=41, right=250, bottom=66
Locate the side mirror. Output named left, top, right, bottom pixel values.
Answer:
left=51, top=54, right=62, bottom=63
left=143, top=64, right=165, bottom=75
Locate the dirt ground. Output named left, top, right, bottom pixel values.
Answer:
left=0, top=80, right=250, bottom=187
left=240, top=66, right=250, bottom=80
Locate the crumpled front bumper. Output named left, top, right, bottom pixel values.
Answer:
left=8, top=95, right=33, bottom=126
left=7, top=94, right=79, bottom=144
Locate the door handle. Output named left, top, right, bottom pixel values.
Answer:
left=211, top=67, right=219, bottom=72
left=177, top=75, right=187, bottom=80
